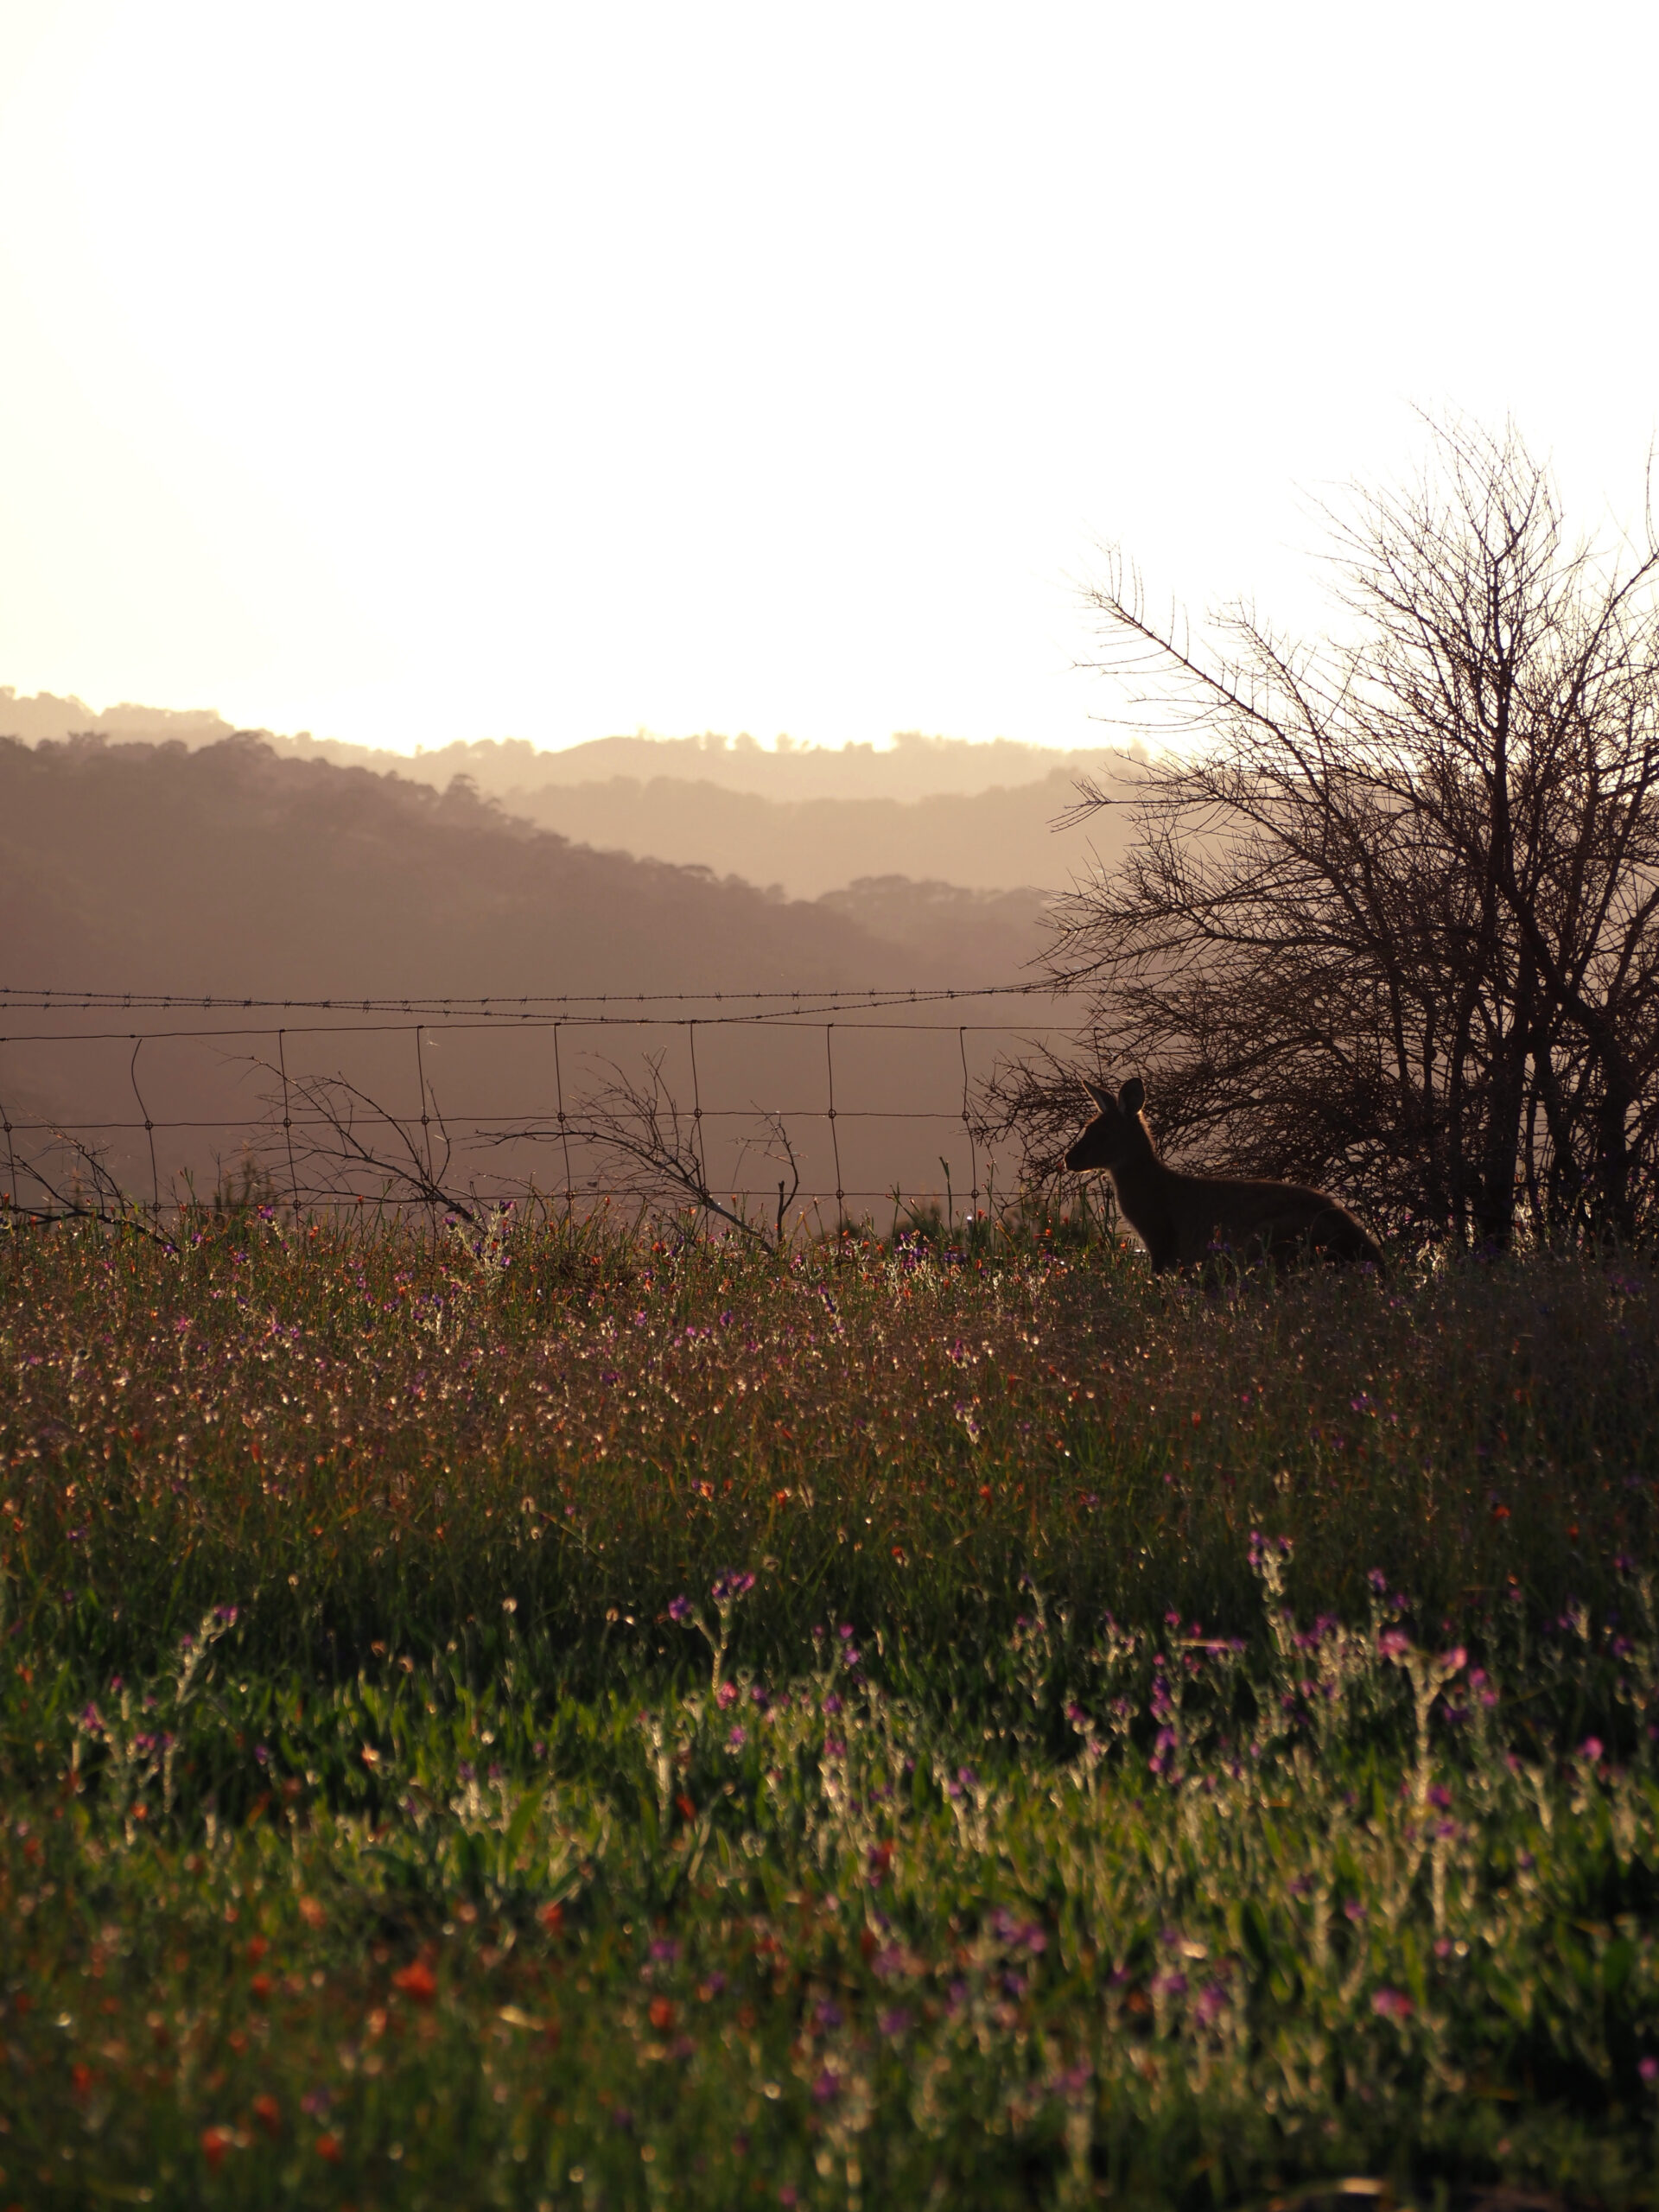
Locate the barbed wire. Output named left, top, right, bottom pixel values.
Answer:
left=0, top=980, right=1058, bottom=1019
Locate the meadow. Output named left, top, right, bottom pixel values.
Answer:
left=4, top=1202, right=1659, bottom=2208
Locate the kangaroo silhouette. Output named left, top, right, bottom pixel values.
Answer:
left=1065, top=1077, right=1383, bottom=1274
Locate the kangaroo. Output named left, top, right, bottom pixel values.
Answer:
left=1065, top=1077, right=1383, bottom=1274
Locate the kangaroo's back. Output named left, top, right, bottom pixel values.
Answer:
left=1065, top=1076, right=1383, bottom=1274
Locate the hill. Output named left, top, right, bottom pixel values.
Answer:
left=0, top=734, right=1063, bottom=997
left=0, top=694, right=1141, bottom=894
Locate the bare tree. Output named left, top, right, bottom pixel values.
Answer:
left=1027, top=417, right=1659, bottom=1247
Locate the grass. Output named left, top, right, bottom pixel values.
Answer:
left=4, top=1205, right=1659, bottom=2207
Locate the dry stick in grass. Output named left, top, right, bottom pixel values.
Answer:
left=248, top=1058, right=481, bottom=1224
left=493, top=1049, right=802, bottom=1254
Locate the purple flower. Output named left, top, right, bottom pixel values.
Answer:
left=1580, top=1736, right=1605, bottom=1763
left=726, top=1725, right=747, bottom=1751
left=668, top=1596, right=693, bottom=1622
left=1372, top=1987, right=1414, bottom=2022
left=1377, top=1630, right=1411, bottom=1660
left=1641, top=2055, right=1659, bottom=2086
left=878, top=2005, right=912, bottom=2037
left=811, top=2070, right=840, bottom=2103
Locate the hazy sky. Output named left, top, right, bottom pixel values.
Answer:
left=1, top=2, right=1655, bottom=755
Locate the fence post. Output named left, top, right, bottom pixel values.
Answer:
left=0, top=1076, right=16, bottom=1214
left=825, top=1023, right=844, bottom=1226
left=553, top=1020, right=574, bottom=1215
left=688, top=1020, right=709, bottom=1193
left=413, top=1025, right=434, bottom=1182
left=130, top=1037, right=160, bottom=1217
left=959, top=1025, right=979, bottom=1225
left=276, top=1029, right=301, bottom=1218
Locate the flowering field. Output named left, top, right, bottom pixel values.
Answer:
left=4, top=1209, right=1659, bottom=2207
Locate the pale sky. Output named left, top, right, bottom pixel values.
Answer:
left=1, top=1, right=1655, bottom=756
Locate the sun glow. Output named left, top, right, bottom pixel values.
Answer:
left=1, top=1, right=1655, bottom=754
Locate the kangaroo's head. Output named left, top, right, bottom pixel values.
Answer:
left=1064, top=1076, right=1150, bottom=1173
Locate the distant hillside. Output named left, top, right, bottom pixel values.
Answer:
left=365, top=729, right=1134, bottom=804
left=496, top=768, right=1135, bottom=898
left=0, top=734, right=1015, bottom=999
left=0, top=691, right=1141, bottom=894
left=0, top=686, right=235, bottom=747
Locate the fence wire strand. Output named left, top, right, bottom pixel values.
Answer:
left=0, top=987, right=1084, bottom=1227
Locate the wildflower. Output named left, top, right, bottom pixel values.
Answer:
left=1580, top=1736, right=1605, bottom=1763
left=1372, top=1987, right=1414, bottom=2021
left=391, top=1959, right=437, bottom=2004
left=716, top=1681, right=740, bottom=1710
left=649, top=1996, right=675, bottom=2031
left=668, top=1595, right=693, bottom=1622
left=251, top=2093, right=281, bottom=2137
left=1642, top=2056, right=1659, bottom=2086
left=201, top=2126, right=233, bottom=2171
left=315, top=2133, right=342, bottom=2163
left=1377, top=1630, right=1411, bottom=1660
left=538, top=1901, right=565, bottom=1934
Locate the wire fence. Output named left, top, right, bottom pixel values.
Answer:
left=0, top=982, right=1085, bottom=1236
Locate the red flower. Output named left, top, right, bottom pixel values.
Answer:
left=391, top=1958, right=438, bottom=2004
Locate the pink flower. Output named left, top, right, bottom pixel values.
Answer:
left=1372, top=1987, right=1413, bottom=2022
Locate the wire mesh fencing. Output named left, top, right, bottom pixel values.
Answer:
left=0, top=982, right=1090, bottom=1242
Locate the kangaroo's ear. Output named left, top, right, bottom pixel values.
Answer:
left=1117, top=1076, right=1146, bottom=1115
left=1084, top=1077, right=1111, bottom=1111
